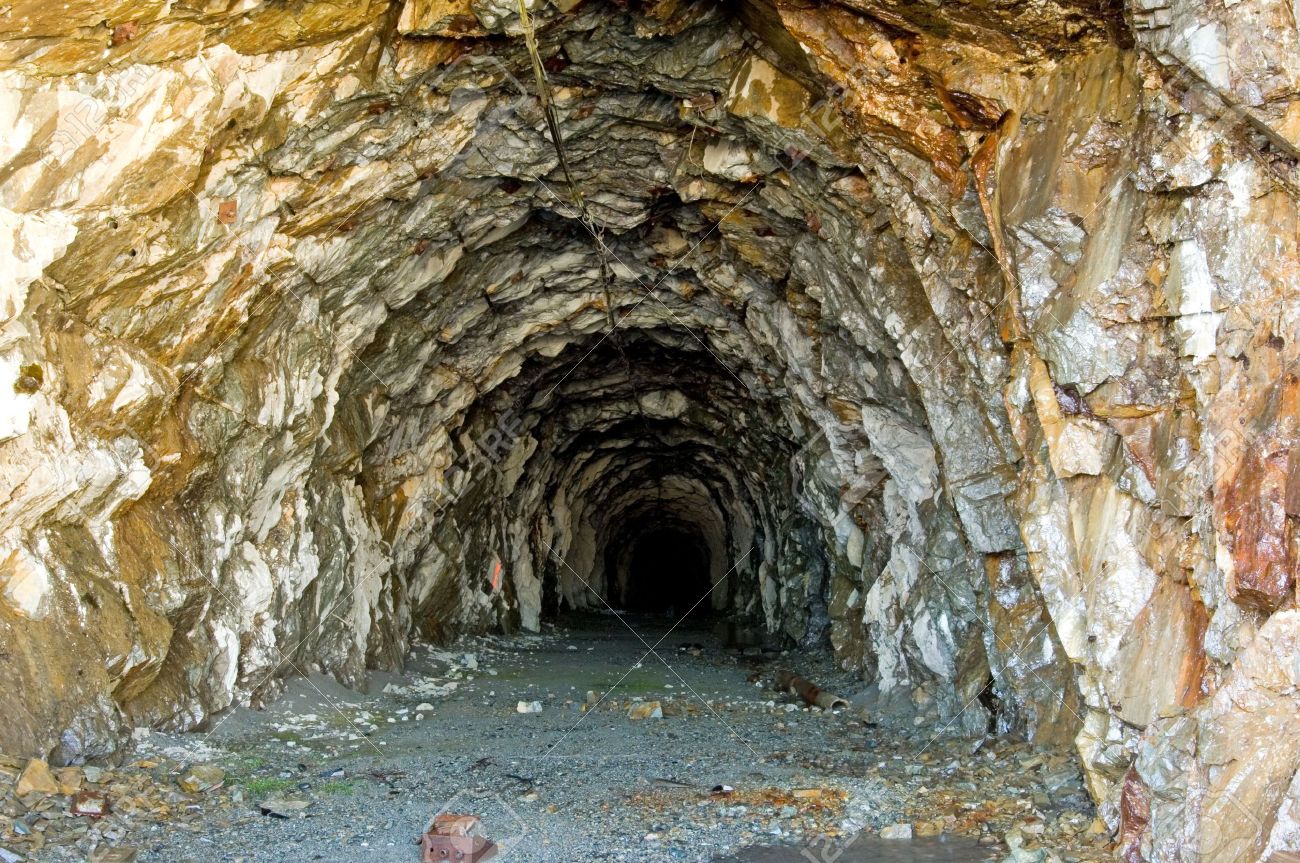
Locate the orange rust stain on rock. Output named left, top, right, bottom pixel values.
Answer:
left=775, top=0, right=969, bottom=197
left=111, top=20, right=139, bottom=46
left=1119, top=767, right=1150, bottom=863
left=1225, top=373, right=1300, bottom=613
left=1180, top=592, right=1210, bottom=707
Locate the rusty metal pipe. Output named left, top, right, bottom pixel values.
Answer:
left=774, top=669, right=849, bottom=710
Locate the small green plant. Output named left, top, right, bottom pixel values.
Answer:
left=242, top=777, right=296, bottom=796
left=220, top=754, right=268, bottom=783
left=317, top=780, right=356, bottom=795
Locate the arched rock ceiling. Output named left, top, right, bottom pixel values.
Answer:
left=2, top=0, right=1300, bottom=857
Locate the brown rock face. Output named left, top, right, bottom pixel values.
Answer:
left=984, top=551, right=1082, bottom=747
left=1224, top=373, right=1300, bottom=613
left=16, top=758, right=59, bottom=797
left=0, top=0, right=1298, bottom=859
left=1108, top=579, right=1208, bottom=727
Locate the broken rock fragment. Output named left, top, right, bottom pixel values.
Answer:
left=259, top=797, right=312, bottom=818
left=422, top=813, right=498, bottom=863
left=15, top=759, right=58, bottom=797
left=628, top=701, right=663, bottom=720
left=177, top=764, right=225, bottom=794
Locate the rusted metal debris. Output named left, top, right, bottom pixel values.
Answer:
left=421, top=813, right=498, bottom=862
left=773, top=669, right=849, bottom=711
left=70, top=790, right=110, bottom=818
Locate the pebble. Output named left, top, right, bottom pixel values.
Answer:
left=880, top=823, right=913, bottom=839
left=516, top=700, right=543, bottom=714
left=54, top=767, right=83, bottom=795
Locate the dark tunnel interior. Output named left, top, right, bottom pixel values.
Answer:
left=620, top=526, right=712, bottom=614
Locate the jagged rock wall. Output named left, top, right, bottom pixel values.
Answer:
left=0, top=1, right=1298, bottom=860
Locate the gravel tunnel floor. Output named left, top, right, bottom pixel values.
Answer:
left=8, top=617, right=1113, bottom=863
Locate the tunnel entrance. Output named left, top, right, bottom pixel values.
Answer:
left=10, top=0, right=1239, bottom=849
left=620, top=526, right=712, bottom=614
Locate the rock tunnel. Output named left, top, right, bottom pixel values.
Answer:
left=1, top=0, right=1299, bottom=859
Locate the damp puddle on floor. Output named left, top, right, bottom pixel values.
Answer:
left=717, top=834, right=997, bottom=863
